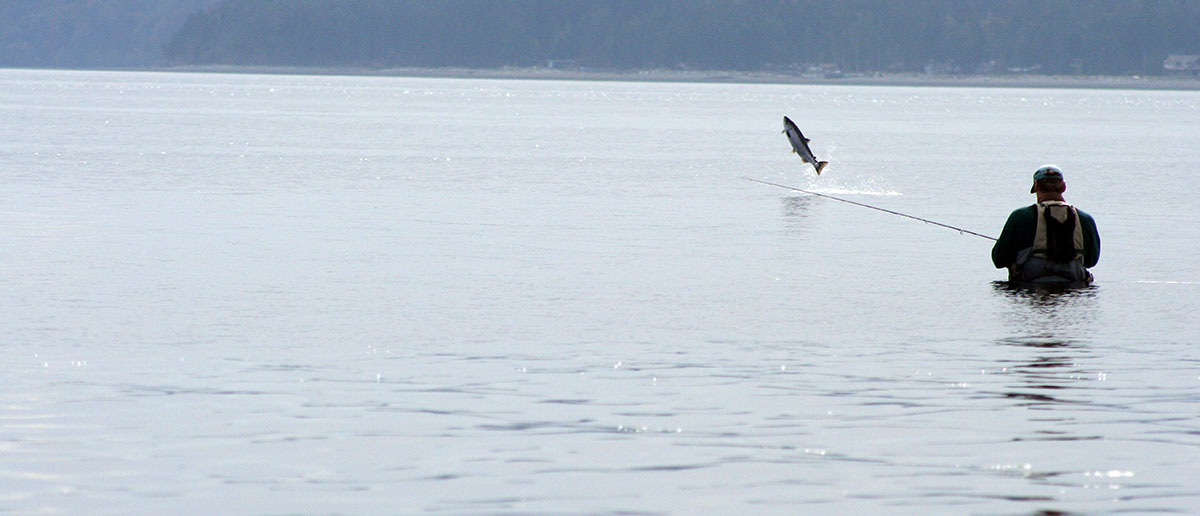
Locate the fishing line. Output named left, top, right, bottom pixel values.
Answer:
left=742, top=177, right=997, bottom=241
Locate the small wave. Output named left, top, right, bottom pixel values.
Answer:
left=812, top=187, right=902, bottom=196
left=1135, top=280, right=1200, bottom=285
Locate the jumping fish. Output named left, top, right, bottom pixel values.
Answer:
left=782, top=116, right=828, bottom=175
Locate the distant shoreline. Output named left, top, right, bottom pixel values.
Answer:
left=385, top=67, right=1200, bottom=91
left=14, top=64, right=1200, bottom=91
left=172, top=66, right=1200, bottom=91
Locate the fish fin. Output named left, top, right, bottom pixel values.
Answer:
left=802, top=137, right=811, bottom=143
left=816, top=161, right=828, bottom=175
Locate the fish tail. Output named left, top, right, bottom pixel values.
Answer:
left=816, top=161, right=828, bottom=175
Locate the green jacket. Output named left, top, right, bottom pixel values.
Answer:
left=992, top=204, right=1100, bottom=269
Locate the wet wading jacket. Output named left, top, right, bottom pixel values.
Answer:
left=991, top=201, right=1100, bottom=282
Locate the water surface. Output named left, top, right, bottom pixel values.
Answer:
left=3, top=69, right=1199, bottom=515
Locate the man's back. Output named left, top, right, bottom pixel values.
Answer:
left=992, top=204, right=1100, bottom=269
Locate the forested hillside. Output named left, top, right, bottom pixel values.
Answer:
left=164, top=0, right=1200, bottom=75
left=0, top=0, right=221, bottom=68
left=2, top=1, right=1198, bottom=75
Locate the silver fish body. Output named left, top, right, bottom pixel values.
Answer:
left=782, top=116, right=828, bottom=175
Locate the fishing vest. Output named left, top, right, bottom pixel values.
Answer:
left=1032, top=201, right=1084, bottom=263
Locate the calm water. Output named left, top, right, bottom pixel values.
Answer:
left=2, top=69, right=1199, bottom=515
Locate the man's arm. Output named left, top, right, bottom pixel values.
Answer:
left=1079, top=210, right=1100, bottom=268
left=992, top=207, right=1033, bottom=268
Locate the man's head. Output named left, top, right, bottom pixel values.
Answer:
left=1031, top=164, right=1066, bottom=194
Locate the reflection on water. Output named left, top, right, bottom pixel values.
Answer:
left=995, top=335, right=1087, bottom=407
left=992, top=283, right=1101, bottom=409
left=780, top=195, right=815, bottom=234
left=992, top=281, right=1099, bottom=334
left=991, top=281, right=1099, bottom=304
left=782, top=195, right=814, bottom=216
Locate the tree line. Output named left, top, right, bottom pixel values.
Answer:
left=3, top=1, right=1199, bottom=75
left=163, top=0, right=1200, bottom=75
left=0, top=0, right=221, bottom=68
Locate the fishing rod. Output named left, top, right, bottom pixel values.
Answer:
left=742, top=177, right=997, bottom=241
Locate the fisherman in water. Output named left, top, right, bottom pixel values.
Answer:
left=992, top=165, right=1100, bottom=284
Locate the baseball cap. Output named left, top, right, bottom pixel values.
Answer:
left=1031, top=165, right=1064, bottom=193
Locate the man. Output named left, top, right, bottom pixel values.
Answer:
left=992, top=165, right=1100, bottom=284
